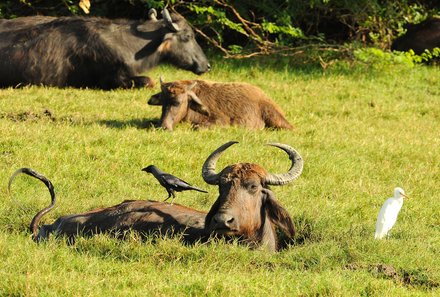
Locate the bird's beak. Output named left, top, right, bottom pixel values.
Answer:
left=401, top=192, right=409, bottom=199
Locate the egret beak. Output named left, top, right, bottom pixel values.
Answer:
left=401, top=192, right=409, bottom=199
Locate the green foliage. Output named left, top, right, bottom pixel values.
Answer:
left=354, top=47, right=440, bottom=68
left=189, top=4, right=247, bottom=37
left=261, top=21, right=304, bottom=40
left=187, top=0, right=438, bottom=52
left=362, top=2, right=433, bottom=48
left=419, top=47, right=440, bottom=62
left=354, top=48, right=417, bottom=67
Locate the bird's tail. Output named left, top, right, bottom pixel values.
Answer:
left=191, top=186, right=208, bottom=193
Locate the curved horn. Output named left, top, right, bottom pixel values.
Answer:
left=148, top=8, right=158, bottom=21
left=162, top=8, right=180, bottom=32
left=264, top=143, right=303, bottom=186
left=202, top=141, right=238, bottom=185
left=8, top=168, right=56, bottom=241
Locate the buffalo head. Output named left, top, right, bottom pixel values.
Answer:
left=150, top=78, right=207, bottom=131
left=156, top=9, right=210, bottom=75
left=201, top=141, right=304, bottom=251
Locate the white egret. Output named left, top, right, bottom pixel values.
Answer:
left=374, top=187, right=408, bottom=239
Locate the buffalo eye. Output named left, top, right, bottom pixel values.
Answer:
left=245, top=182, right=259, bottom=193
left=180, top=33, right=192, bottom=42
left=220, top=177, right=229, bottom=185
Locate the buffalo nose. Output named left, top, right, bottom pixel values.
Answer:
left=213, top=212, right=235, bottom=228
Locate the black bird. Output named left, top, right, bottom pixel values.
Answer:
left=141, top=165, right=208, bottom=204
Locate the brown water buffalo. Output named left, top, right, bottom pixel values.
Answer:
left=148, top=79, right=293, bottom=130
left=9, top=141, right=303, bottom=251
left=391, top=17, right=440, bottom=55
left=0, top=9, right=210, bottom=89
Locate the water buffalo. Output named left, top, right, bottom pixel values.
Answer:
left=391, top=17, right=440, bottom=55
left=148, top=79, right=293, bottom=130
left=0, top=9, right=210, bottom=89
left=0, top=16, right=57, bottom=31
left=9, top=141, right=303, bottom=251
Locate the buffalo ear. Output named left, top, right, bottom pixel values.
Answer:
left=148, top=93, right=162, bottom=105
left=188, top=91, right=210, bottom=116
left=205, top=198, right=221, bottom=229
left=158, top=39, right=172, bottom=53
left=262, top=188, right=295, bottom=239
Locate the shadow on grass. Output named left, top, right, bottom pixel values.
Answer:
left=214, top=54, right=323, bottom=74
left=277, top=213, right=322, bottom=250
left=97, top=118, right=159, bottom=130
left=205, top=48, right=361, bottom=77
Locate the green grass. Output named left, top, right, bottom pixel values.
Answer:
left=1, top=57, right=439, bottom=296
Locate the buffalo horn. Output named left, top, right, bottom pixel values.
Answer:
left=159, top=76, right=166, bottom=92
left=264, top=143, right=303, bottom=185
left=8, top=168, right=57, bottom=239
left=148, top=9, right=158, bottom=21
left=162, top=8, right=180, bottom=32
left=202, top=141, right=239, bottom=185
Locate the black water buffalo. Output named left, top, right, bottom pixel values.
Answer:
left=9, top=141, right=303, bottom=251
left=0, top=9, right=210, bottom=89
left=391, top=17, right=440, bottom=55
left=0, top=16, right=56, bottom=31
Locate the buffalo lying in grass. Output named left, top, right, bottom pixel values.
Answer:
left=0, top=9, right=210, bottom=89
left=148, top=79, right=293, bottom=130
left=9, top=141, right=303, bottom=251
left=0, top=16, right=56, bottom=31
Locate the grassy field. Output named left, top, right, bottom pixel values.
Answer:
left=0, top=56, right=439, bottom=296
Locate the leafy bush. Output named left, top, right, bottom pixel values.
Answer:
left=354, top=46, right=440, bottom=68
